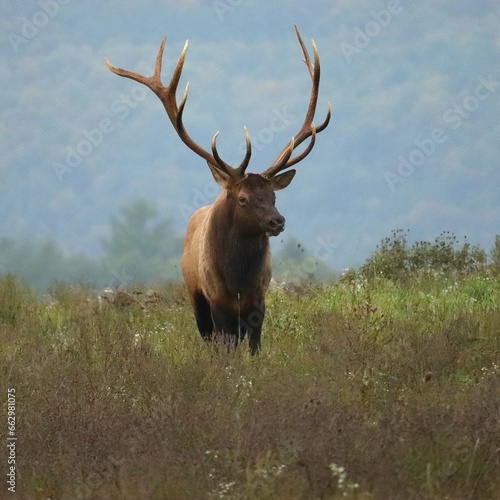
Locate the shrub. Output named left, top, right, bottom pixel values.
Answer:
left=360, top=230, right=488, bottom=282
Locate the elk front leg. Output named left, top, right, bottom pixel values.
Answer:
left=210, top=304, right=246, bottom=349
left=241, top=302, right=265, bottom=356
left=193, top=292, right=214, bottom=341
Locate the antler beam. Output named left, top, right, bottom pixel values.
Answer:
left=105, top=38, right=251, bottom=182
left=261, top=25, right=331, bottom=179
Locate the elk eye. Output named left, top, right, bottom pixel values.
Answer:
left=238, top=196, right=247, bottom=206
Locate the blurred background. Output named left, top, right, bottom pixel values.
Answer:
left=1, top=0, right=499, bottom=289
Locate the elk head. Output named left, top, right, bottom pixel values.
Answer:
left=105, top=26, right=331, bottom=353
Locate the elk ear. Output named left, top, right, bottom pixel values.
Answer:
left=270, top=169, right=296, bottom=191
left=207, top=161, right=233, bottom=189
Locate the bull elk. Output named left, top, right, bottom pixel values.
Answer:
left=105, top=25, right=331, bottom=354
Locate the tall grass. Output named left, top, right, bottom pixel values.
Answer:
left=1, top=271, right=499, bottom=499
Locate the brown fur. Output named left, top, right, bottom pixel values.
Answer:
left=181, top=174, right=292, bottom=354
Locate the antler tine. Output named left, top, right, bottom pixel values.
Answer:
left=167, top=39, right=187, bottom=94
left=262, top=26, right=331, bottom=179
left=211, top=126, right=251, bottom=180
left=237, top=126, right=252, bottom=175
left=105, top=37, right=167, bottom=92
left=295, top=25, right=315, bottom=91
left=316, top=101, right=332, bottom=133
left=285, top=127, right=317, bottom=169
left=105, top=37, right=249, bottom=181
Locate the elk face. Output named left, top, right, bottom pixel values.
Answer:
left=227, top=173, right=295, bottom=237
left=206, top=158, right=297, bottom=237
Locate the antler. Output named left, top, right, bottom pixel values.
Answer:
left=105, top=37, right=251, bottom=182
left=261, top=25, right=331, bottom=179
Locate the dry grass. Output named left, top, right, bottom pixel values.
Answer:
left=1, top=273, right=500, bottom=499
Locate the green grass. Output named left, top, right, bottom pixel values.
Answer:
left=1, top=273, right=500, bottom=499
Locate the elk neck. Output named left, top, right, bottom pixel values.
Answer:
left=207, top=190, right=270, bottom=295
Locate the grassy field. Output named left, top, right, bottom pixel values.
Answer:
left=1, top=270, right=499, bottom=499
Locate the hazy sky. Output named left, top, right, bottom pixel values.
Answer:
left=1, top=1, right=499, bottom=271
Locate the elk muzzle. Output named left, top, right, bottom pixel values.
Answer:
left=266, top=213, right=286, bottom=236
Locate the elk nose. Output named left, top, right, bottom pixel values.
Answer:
left=268, top=214, right=285, bottom=234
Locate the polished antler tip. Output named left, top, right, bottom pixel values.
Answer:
left=212, top=131, right=220, bottom=146
left=243, top=126, right=251, bottom=147
left=159, top=36, right=167, bottom=51
left=104, top=57, right=116, bottom=72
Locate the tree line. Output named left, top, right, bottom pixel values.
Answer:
left=1, top=199, right=334, bottom=291
left=0, top=200, right=182, bottom=291
left=2, top=200, right=498, bottom=292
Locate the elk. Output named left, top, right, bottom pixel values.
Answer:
left=105, top=25, right=331, bottom=354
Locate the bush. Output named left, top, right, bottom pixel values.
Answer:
left=360, top=230, right=488, bottom=282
